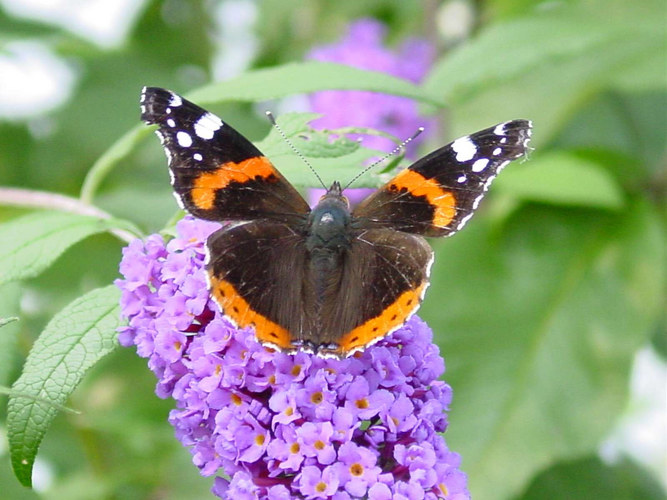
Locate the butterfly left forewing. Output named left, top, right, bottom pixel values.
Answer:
left=353, top=119, right=532, bottom=237
left=141, top=87, right=310, bottom=224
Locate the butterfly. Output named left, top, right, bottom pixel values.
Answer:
left=141, top=86, right=532, bottom=358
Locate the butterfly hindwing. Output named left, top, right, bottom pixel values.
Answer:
left=206, top=221, right=309, bottom=352
left=140, top=87, right=310, bottom=223
left=314, top=228, right=433, bottom=357
left=353, top=119, right=532, bottom=237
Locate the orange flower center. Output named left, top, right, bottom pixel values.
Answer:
left=350, top=463, right=364, bottom=476
left=355, top=398, right=369, bottom=409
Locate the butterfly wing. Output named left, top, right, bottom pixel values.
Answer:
left=352, top=119, right=532, bottom=236
left=206, top=220, right=310, bottom=352
left=207, top=221, right=433, bottom=358
left=310, top=228, right=433, bottom=357
left=141, top=87, right=310, bottom=223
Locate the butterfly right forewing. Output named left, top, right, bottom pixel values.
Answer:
left=353, top=119, right=533, bottom=237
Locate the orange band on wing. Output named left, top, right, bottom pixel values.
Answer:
left=192, top=156, right=276, bottom=210
left=208, top=273, right=293, bottom=350
left=390, top=170, right=456, bottom=228
left=336, top=282, right=426, bottom=356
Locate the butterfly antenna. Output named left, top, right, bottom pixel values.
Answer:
left=266, top=111, right=327, bottom=190
left=342, top=127, right=424, bottom=190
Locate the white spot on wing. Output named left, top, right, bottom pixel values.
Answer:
left=492, top=147, right=502, bottom=156
left=169, top=93, right=182, bottom=107
left=193, top=152, right=203, bottom=161
left=493, top=123, right=506, bottom=136
left=452, top=136, right=476, bottom=162
left=167, top=118, right=176, bottom=127
left=472, top=158, right=489, bottom=172
left=194, top=112, right=223, bottom=140
left=457, top=174, right=467, bottom=183
left=176, top=131, right=193, bottom=147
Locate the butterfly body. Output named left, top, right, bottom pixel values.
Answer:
left=141, top=86, right=532, bottom=357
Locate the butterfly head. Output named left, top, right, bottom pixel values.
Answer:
left=306, top=181, right=352, bottom=252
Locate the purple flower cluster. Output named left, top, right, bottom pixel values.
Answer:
left=308, top=18, right=436, bottom=155
left=117, top=216, right=469, bottom=499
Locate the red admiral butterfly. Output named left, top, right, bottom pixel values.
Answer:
left=141, top=87, right=532, bottom=358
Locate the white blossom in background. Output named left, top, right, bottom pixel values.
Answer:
left=0, top=0, right=148, bottom=119
left=210, top=0, right=259, bottom=80
left=437, top=0, right=475, bottom=44
left=601, top=347, right=667, bottom=488
left=1, top=0, right=147, bottom=48
left=0, top=42, right=76, bottom=119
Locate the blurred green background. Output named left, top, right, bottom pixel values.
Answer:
left=0, top=0, right=665, bottom=498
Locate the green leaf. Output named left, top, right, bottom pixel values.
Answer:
left=495, top=152, right=625, bottom=209
left=256, top=112, right=362, bottom=159
left=254, top=112, right=392, bottom=188
left=0, top=211, right=127, bottom=285
left=0, top=284, right=21, bottom=386
left=424, top=0, right=664, bottom=106
left=295, top=131, right=361, bottom=158
left=427, top=0, right=666, bottom=143
left=421, top=200, right=664, bottom=499
left=608, top=44, right=666, bottom=93
left=0, top=315, right=18, bottom=328
left=80, top=125, right=148, bottom=204
left=7, top=285, right=121, bottom=487
left=189, top=61, right=441, bottom=106
left=269, top=146, right=390, bottom=189
left=519, top=456, right=666, bottom=499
